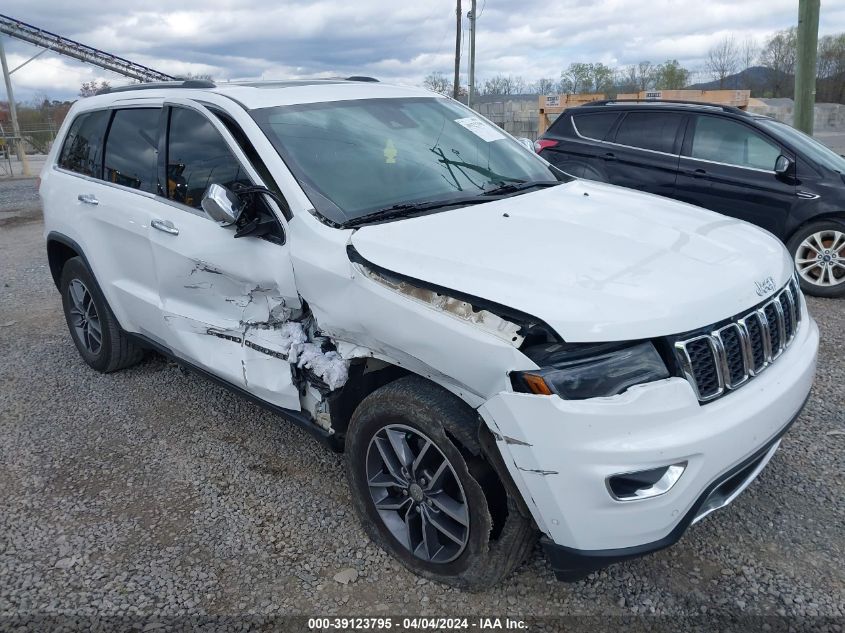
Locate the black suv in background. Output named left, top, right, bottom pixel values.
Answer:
left=535, top=100, right=845, bottom=297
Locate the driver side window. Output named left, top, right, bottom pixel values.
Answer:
left=690, top=116, right=781, bottom=171
left=166, top=107, right=251, bottom=209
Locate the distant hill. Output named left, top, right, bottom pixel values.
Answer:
left=687, top=66, right=792, bottom=93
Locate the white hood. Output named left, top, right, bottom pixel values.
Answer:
left=349, top=179, right=794, bottom=342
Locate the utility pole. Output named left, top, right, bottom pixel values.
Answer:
left=794, top=0, right=820, bottom=135
left=467, top=0, right=476, bottom=110
left=0, top=36, right=29, bottom=176
left=453, top=0, right=461, bottom=99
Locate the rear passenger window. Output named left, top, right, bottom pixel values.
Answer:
left=614, top=112, right=683, bottom=154
left=103, top=109, right=160, bottom=193
left=58, top=111, right=110, bottom=178
left=166, top=108, right=251, bottom=209
left=572, top=113, right=619, bottom=141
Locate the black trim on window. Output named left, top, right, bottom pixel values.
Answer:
left=680, top=112, right=790, bottom=163
left=208, top=107, right=293, bottom=222
left=57, top=109, right=111, bottom=179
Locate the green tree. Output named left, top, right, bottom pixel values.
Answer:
left=561, top=62, right=593, bottom=93
left=653, top=60, right=690, bottom=90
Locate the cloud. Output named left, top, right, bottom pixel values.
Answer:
left=1, top=0, right=843, bottom=101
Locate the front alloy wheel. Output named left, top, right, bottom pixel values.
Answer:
left=345, top=376, right=536, bottom=589
left=795, top=229, right=845, bottom=288
left=788, top=221, right=845, bottom=297
left=366, top=424, right=469, bottom=563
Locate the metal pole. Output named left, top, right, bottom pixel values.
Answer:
left=794, top=0, right=820, bottom=135
left=0, top=36, right=29, bottom=176
left=467, top=0, right=476, bottom=110
left=452, top=0, right=461, bottom=99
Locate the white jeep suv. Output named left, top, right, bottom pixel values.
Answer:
left=40, top=78, right=818, bottom=589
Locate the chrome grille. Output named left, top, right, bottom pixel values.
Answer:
left=674, top=278, right=802, bottom=403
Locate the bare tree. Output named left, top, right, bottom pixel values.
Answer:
left=817, top=33, right=845, bottom=103
left=177, top=72, right=214, bottom=81
left=78, top=80, right=111, bottom=97
left=532, top=78, right=559, bottom=95
left=481, top=75, right=527, bottom=95
left=739, top=37, right=759, bottom=91
left=759, top=27, right=797, bottom=97
left=740, top=37, right=759, bottom=72
left=634, top=61, right=655, bottom=91
left=422, top=72, right=451, bottom=96
left=706, top=36, right=740, bottom=88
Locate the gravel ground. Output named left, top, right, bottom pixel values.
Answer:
left=0, top=178, right=41, bottom=217
left=0, top=183, right=843, bottom=623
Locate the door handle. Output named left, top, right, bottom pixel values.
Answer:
left=603, top=152, right=616, bottom=161
left=686, top=168, right=707, bottom=178
left=151, top=219, right=179, bottom=235
left=77, top=194, right=99, bottom=205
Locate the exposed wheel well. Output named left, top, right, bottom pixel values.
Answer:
left=787, top=213, right=845, bottom=244
left=327, top=360, right=410, bottom=439
left=47, top=238, right=81, bottom=289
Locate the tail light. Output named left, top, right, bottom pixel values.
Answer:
left=534, top=138, right=558, bottom=153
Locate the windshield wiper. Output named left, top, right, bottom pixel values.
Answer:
left=481, top=180, right=561, bottom=196
left=343, top=196, right=498, bottom=228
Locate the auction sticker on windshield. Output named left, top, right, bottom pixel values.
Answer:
left=454, top=117, right=506, bottom=142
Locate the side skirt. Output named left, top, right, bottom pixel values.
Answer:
left=125, top=331, right=344, bottom=452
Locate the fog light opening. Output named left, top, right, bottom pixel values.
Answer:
left=606, top=462, right=687, bottom=501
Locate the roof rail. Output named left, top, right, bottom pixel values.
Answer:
left=584, top=99, right=747, bottom=115
left=346, top=76, right=379, bottom=82
left=103, top=79, right=216, bottom=94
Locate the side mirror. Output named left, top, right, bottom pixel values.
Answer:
left=201, top=184, right=242, bottom=226
left=774, top=155, right=793, bottom=176
left=516, top=137, right=534, bottom=152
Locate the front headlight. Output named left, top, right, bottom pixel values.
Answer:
left=511, top=341, right=669, bottom=399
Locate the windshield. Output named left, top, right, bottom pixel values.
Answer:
left=758, top=118, right=845, bottom=174
left=251, top=97, right=568, bottom=225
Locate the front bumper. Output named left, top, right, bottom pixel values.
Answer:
left=478, top=315, right=818, bottom=578
left=540, top=412, right=798, bottom=580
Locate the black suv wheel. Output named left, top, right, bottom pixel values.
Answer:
left=787, top=220, right=845, bottom=298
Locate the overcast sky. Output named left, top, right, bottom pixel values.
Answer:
left=3, top=0, right=845, bottom=102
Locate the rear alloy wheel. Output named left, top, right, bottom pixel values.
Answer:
left=788, top=221, right=845, bottom=298
left=60, top=257, right=145, bottom=372
left=67, top=279, right=103, bottom=356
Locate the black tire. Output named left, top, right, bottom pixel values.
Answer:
left=345, top=376, right=535, bottom=590
left=59, top=257, right=144, bottom=372
left=786, top=219, right=845, bottom=298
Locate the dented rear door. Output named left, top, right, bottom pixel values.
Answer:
left=149, top=101, right=302, bottom=411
